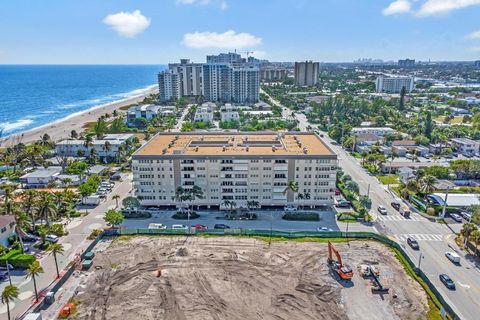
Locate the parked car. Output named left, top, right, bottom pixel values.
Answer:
left=377, top=205, right=388, bottom=215
left=192, top=224, right=208, bottom=230
left=335, top=201, right=351, bottom=208
left=317, top=227, right=333, bottom=232
left=335, top=188, right=341, bottom=196
left=390, top=201, right=401, bottom=211
left=23, top=233, right=39, bottom=242
left=445, top=252, right=461, bottom=264
left=450, top=213, right=462, bottom=223
left=460, top=211, right=472, bottom=221
left=439, top=274, right=456, bottom=290
left=407, top=237, right=419, bottom=250
left=148, top=223, right=167, bottom=230
left=45, top=234, right=59, bottom=243
left=284, top=205, right=298, bottom=212
left=214, top=224, right=230, bottom=229
left=171, top=224, right=188, bottom=230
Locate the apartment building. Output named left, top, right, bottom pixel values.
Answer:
left=220, top=104, right=240, bottom=122
left=168, top=59, right=204, bottom=97
left=375, top=76, right=414, bottom=93
left=450, top=138, right=480, bottom=156
left=398, top=59, right=415, bottom=67
left=158, top=70, right=180, bottom=101
left=55, top=134, right=134, bottom=159
left=132, top=132, right=337, bottom=209
left=294, top=61, right=319, bottom=86
left=261, top=67, right=288, bottom=82
left=206, top=52, right=242, bottom=64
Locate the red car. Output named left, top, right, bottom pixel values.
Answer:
left=192, top=224, right=208, bottom=230
left=335, top=188, right=341, bottom=196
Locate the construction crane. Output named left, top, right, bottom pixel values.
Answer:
left=327, top=241, right=353, bottom=281
left=239, top=51, right=254, bottom=59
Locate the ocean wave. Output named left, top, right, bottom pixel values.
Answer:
left=0, top=119, right=34, bottom=133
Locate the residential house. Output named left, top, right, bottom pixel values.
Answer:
left=220, top=104, right=240, bottom=122
left=351, top=127, right=394, bottom=136
left=20, top=166, right=63, bottom=188
left=127, top=105, right=163, bottom=126
left=398, top=167, right=415, bottom=182
left=450, top=138, right=480, bottom=156
left=0, top=215, right=16, bottom=246
left=380, top=161, right=447, bottom=173
left=194, top=103, right=215, bottom=123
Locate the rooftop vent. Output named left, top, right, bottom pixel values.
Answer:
left=246, top=147, right=249, bottom=152
left=223, top=146, right=226, bottom=152
left=162, top=148, right=167, bottom=154
left=303, top=147, right=308, bottom=154
left=272, top=146, right=276, bottom=152
left=195, top=147, right=199, bottom=152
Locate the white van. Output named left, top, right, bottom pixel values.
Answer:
left=171, top=224, right=188, bottom=230
left=148, top=223, right=166, bottom=230
left=445, top=252, right=460, bottom=264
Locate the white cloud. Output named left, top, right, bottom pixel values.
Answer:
left=251, top=50, right=267, bottom=59
left=182, top=30, right=262, bottom=48
left=103, top=10, right=151, bottom=38
left=382, top=0, right=412, bottom=15
left=176, top=0, right=228, bottom=10
left=466, top=30, right=480, bottom=39
left=416, top=0, right=480, bottom=16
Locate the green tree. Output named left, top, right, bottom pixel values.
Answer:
left=47, top=243, right=65, bottom=278
left=94, top=118, right=108, bottom=139
left=25, top=260, right=44, bottom=302
left=1, top=285, right=19, bottom=320
left=122, top=196, right=140, bottom=209
left=420, top=174, right=437, bottom=197
left=36, top=192, right=57, bottom=226
left=104, top=209, right=124, bottom=228
left=359, top=195, right=372, bottom=210
left=399, top=86, right=406, bottom=111
left=425, top=111, right=433, bottom=140
left=460, top=223, right=478, bottom=244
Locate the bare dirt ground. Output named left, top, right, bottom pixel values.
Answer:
left=74, top=237, right=428, bottom=320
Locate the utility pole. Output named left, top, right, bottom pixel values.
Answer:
left=417, top=252, right=423, bottom=269
left=367, top=184, right=371, bottom=198
left=441, top=187, right=450, bottom=219
left=6, top=260, right=12, bottom=286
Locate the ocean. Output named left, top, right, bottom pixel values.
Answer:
left=0, top=65, right=165, bottom=137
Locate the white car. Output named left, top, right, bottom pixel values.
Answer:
left=148, top=223, right=167, bottom=230
left=377, top=205, right=388, bottom=215
left=445, top=252, right=461, bottom=264
left=284, top=205, right=298, bottom=212
left=171, top=224, right=188, bottom=230
left=317, top=227, right=333, bottom=232
left=45, top=234, right=59, bottom=243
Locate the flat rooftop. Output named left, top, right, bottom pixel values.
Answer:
left=134, top=132, right=335, bottom=157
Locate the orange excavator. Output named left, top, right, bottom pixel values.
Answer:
left=327, top=241, right=353, bottom=281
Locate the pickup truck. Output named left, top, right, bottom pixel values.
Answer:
left=399, top=205, right=411, bottom=218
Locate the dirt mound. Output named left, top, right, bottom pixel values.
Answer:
left=75, top=237, right=428, bottom=320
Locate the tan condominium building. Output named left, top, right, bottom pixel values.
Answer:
left=132, top=132, right=337, bottom=209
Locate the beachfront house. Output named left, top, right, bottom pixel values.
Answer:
left=20, top=166, right=63, bottom=188
left=220, top=104, right=240, bottom=122
left=55, top=134, right=134, bottom=161
left=0, top=215, right=16, bottom=246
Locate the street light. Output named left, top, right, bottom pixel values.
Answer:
left=417, top=252, right=423, bottom=269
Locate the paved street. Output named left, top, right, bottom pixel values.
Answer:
left=264, top=89, right=480, bottom=320
left=0, top=174, right=133, bottom=320
left=122, top=209, right=374, bottom=233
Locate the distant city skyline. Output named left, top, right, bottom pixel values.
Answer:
left=1, top=0, right=480, bottom=64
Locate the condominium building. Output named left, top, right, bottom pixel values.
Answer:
left=158, top=57, right=260, bottom=103
left=158, top=71, right=180, bottom=101
left=375, top=76, right=414, bottom=93
left=475, top=60, right=480, bottom=68
left=450, top=138, right=480, bottom=156
left=206, top=52, right=242, bottom=64
left=260, top=67, right=288, bottom=82
left=55, top=134, right=135, bottom=159
left=398, top=59, right=415, bottom=67
left=294, top=61, right=319, bottom=86
left=132, top=132, right=337, bottom=209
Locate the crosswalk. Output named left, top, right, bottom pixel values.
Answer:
left=394, top=234, right=444, bottom=242
left=376, top=215, right=422, bottom=222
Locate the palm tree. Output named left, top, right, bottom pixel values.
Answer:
left=188, top=185, right=204, bottom=213
left=83, top=135, right=93, bottom=150
left=1, top=285, right=19, bottom=320
left=174, top=187, right=187, bottom=211
left=420, top=175, right=437, bottom=198
left=21, top=189, right=39, bottom=231
left=112, top=194, right=120, bottom=208
left=25, top=260, right=44, bottom=302
left=461, top=223, right=478, bottom=244
left=36, top=192, right=56, bottom=226
left=70, top=130, right=78, bottom=139
left=284, top=181, right=299, bottom=204
left=103, top=141, right=112, bottom=162
left=0, top=185, right=16, bottom=215
left=48, top=243, right=65, bottom=279
left=297, top=193, right=305, bottom=210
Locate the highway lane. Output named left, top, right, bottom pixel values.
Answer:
left=265, top=89, right=480, bottom=319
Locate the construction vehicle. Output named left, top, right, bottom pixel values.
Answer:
left=327, top=241, right=353, bottom=281
left=359, top=264, right=389, bottom=293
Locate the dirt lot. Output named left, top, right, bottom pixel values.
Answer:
left=74, top=236, right=428, bottom=320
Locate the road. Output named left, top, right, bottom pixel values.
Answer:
left=0, top=174, right=133, bottom=320
left=264, top=89, right=480, bottom=320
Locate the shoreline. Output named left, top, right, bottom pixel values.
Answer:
left=0, top=85, right=158, bottom=148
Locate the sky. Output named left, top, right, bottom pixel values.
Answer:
left=1, top=0, right=480, bottom=64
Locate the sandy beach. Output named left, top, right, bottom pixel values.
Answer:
left=0, top=86, right=158, bottom=148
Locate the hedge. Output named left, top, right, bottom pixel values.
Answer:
left=0, top=249, right=36, bottom=268
left=282, top=212, right=319, bottom=221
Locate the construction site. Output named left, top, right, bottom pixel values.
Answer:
left=73, top=236, right=429, bottom=320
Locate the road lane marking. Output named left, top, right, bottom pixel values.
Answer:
left=394, top=234, right=444, bottom=242
left=377, top=215, right=422, bottom=222
left=457, top=281, right=470, bottom=289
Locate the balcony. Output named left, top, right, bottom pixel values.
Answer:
left=273, top=165, right=288, bottom=171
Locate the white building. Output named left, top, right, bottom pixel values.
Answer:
left=206, top=52, right=242, bottom=64
left=158, top=70, right=180, bottom=102
left=194, top=103, right=214, bottom=123
left=132, top=132, right=337, bottom=209
left=375, top=76, right=414, bottom=93
left=127, top=105, right=163, bottom=125
left=450, top=138, right=480, bottom=156
left=261, top=67, right=288, bottom=82
left=220, top=104, right=240, bottom=122
left=351, top=127, right=395, bottom=137
left=55, top=134, right=134, bottom=159
left=0, top=216, right=16, bottom=246
left=20, top=166, right=63, bottom=188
